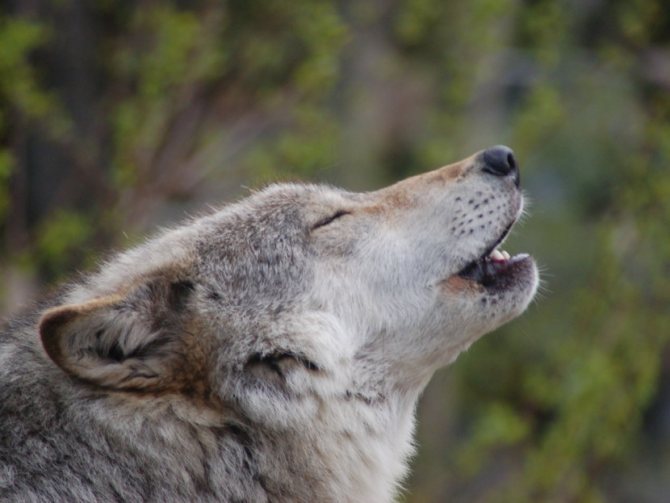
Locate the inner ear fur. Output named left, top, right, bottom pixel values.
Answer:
left=39, top=278, right=201, bottom=393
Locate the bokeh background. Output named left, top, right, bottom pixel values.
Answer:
left=1, top=1, right=669, bottom=501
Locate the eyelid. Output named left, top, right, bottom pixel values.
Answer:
left=311, top=210, right=351, bottom=230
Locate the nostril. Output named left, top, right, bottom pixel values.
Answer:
left=481, top=145, right=520, bottom=187
left=506, top=152, right=516, bottom=171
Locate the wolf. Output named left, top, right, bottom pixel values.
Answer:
left=0, top=145, right=538, bottom=502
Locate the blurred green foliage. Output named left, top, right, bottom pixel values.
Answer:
left=1, top=0, right=670, bottom=501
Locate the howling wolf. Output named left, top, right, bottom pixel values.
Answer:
left=0, top=146, right=538, bottom=502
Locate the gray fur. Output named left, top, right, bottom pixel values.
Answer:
left=0, top=150, right=538, bottom=502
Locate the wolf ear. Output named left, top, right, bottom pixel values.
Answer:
left=39, top=279, right=195, bottom=391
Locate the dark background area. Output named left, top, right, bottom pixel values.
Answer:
left=1, top=1, right=669, bottom=501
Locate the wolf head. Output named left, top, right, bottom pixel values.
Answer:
left=38, top=146, right=538, bottom=435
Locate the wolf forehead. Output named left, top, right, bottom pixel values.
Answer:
left=80, top=183, right=345, bottom=299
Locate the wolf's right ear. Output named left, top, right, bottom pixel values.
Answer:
left=38, top=279, right=196, bottom=391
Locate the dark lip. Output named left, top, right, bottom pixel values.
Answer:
left=457, top=253, right=532, bottom=289
left=456, top=220, right=514, bottom=277
left=455, top=219, right=531, bottom=289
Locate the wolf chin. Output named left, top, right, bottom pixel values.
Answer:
left=0, top=146, right=538, bottom=502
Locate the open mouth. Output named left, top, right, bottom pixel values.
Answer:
left=456, top=223, right=531, bottom=288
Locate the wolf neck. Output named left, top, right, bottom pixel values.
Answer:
left=263, top=389, right=420, bottom=503
left=286, top=352, right=435, bottom=502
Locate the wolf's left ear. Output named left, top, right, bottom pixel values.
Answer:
left=39, top=279, right=197, bottom=391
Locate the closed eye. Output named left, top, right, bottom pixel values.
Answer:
left=311, top=210, right=351, bottom=230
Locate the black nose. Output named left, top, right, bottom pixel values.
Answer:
left=482, top=145, right=519, bottom=187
